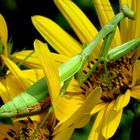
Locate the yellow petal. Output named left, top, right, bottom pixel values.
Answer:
left=10, top=68, right=43, bottom=88
left=102, top=100, right=123, bottom=139
left=131, top=86, right=140, bottom=99
left=0, top=82, right=9, bottom=103
left=67, top=78, right=82, bottom=93
left=75, top=114, right=91, bottom=128
left=130, top=0, right=140, bottom=39
left=21, top=69, right=44, bottom=83
left=54, top=0, right=98, bottom=43
left=12, top=50, right=41, bottom=69
left=12, top=50, right=69, bottom=68
left=114, top=89, right=130, bottom=111
left=51, top=53, right=69, bottom=66
left=123, top=0, right=140, bottom=58
left=81, top=87, right=102, bottom=113
left=130, top=60, right=138, bottom=87
left=1, top=55, right=31, bottom=90
left=0, top=70, right=42, bottom=104
left=0, top=69, right=44, bottom=104
left=54, top=92, right=85, bottom=121
left=5, top=74, right=28, bottom=100
left=53, top=124, right=75, bottom=140
left=119, top=0, right=132, bottom=42
left=131, top=60, right=140, bottom=87
left=88, top=108, right=106, bottom=140
left=92, top=0, right=121, bottom=47
left=34, top=39, right=60, bottom=103
left=32, top=15, right=81, bottom=57
left=0, top=14, right=8, bottom=57
left=54, top=0, right=102, bottom=60
left=54, top=87, right=102, bottom=134
left=90, top=102, right=108, bottom=115
left=74, top=87, right=103, bottom=128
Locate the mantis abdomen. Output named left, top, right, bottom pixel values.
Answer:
left=0, top=78, right=49, bottom=118
left=0, top=54, right=82, bottom=118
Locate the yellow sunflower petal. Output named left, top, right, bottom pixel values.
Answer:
left=0, top=70, right=42, bottom=104
left=21, top=69, right=44, bottom=83
left=0, top=14, right=8, bottom=57
left=102, top=100, right=123, bottom=139
left=0, top=69, right=44, bottom=103
left=114, top=89, right=130, bottom=111
left=0, top=71, right=37, bottom=103
left=54, top=87, right=102, bottom=134
left=54, top=0, right=102, bottom=60
left=122, top=0, right=140, bottom=61
left=54, top=0, right=98, bottom=43
left=32, top=15, right=82, bottom=57
left=67, top=78, right=82, bottom=93
left=12, top=50, right=69, bottom=68
left=81, top=87, right=102, bottom=113
left=119, top=0, right=132, bottom=42
left=92, top=0, right=121, bottom=47
left=130, top=0, right=140, bottom=39
left=131, top=86, right=140, bottom=99
left=53, top=125, right=75, bottom=140
left=135, top=60, right=140, bottom=79
left=51, top=53, right=70, bottom=66
left=34, top=39, right=60, bottom=103
left=130, top=60, right=140, bottom=87
left=0, top=82, right=9, bottom=103
left=75, top=114, right=91, bottom=128
left=5, top=74, right=28, bottom=100
left=88, top=108, right=106, bottom=140
left=54, top=92, right=85, bottom=121
left=12, top=50, right=41, bottom=69
left=1, top=55, right=31, bottom=90
left=90, top=102, right=108, bottom=115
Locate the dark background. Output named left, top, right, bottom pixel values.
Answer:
left=0, top=0, right=101, bottom=51
left=0, top=0, right=119, bottom=51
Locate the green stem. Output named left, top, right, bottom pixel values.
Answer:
left=17, top=50, right=34, bottom=67
left=104, top=61, right=109, bottom=84
left=82, top=58, right=103, bottom=82
left=31, top=106, right=53, bottom=140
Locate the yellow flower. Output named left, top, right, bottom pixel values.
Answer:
left=0, top=14, right=47, bottom=139
left=0, top=14, right=47, bottom=102
left=31, top=0, right=140, bottom=139
left=0, top=55, right=47, bottom=139
left=0, top=40, right=82, bottom=140
left=33, top=39, right=86, bottom=139
left=0, top=117, right=51, bottom=139
left=0, top=14, right=31, bottom=67
left=34, top=39, right=102, bottom=139
left=0, top=39, right=58, bottom=139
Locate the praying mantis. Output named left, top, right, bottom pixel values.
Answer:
left=0, top=5, right=140, bottom=118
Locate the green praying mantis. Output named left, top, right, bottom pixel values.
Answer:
left=0, top=5, right=140, bottom=118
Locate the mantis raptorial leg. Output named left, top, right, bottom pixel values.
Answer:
left=0, top=5, right=140, bottom=118
left=77, top=26, right=116, bottom=83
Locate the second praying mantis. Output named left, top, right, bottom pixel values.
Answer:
left=0, top=5, right=140, bottom=118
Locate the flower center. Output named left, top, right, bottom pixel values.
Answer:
left=81, top=56, right=133, bottom=102
left=6, top=117, right=54, bottom=140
